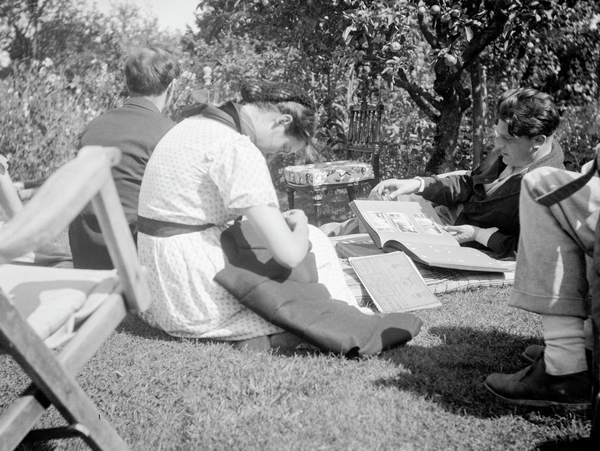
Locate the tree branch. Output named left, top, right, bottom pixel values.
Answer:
left=417, top=11, right=440, bottom=49
left=394, top=68, right=441, bottom=122
left=461, top=1, right=510, bottom=69
left=419, top=86, right=442, bottom=111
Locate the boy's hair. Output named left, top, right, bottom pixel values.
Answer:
left=497, top=88, right=560, bottom=138
left=125, top=47, right=181, bottom=96
left=240, top=79, right=316, bottom=142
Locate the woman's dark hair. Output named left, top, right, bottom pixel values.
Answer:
left=125, top=46, right=181, bottom=96
left=240, top=79, right=316, bottom=142
left=496, top=88, right=560, bottom=138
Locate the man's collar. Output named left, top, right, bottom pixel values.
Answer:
left=124, top=96, right=161, bottom=113
left=528, top=137, right=563, bottom=171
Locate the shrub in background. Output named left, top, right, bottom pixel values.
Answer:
left=0, top=60, right=119, bottom=180
left=557, top=102, right=600, bottom=171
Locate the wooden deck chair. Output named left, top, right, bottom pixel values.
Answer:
left=0, top=155, right=23, bottom=218
left=0, top=146, right=151, bottom=450
left=592, top=224, right=600, bottom=442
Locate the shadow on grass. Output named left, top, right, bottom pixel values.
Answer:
left=375, top=325, right=591, bottom=423
left=534, top=437, right=595, bottom=450
left=116, top=314, right=276, bottom=354
left=117, top=314, right=181, bottom=342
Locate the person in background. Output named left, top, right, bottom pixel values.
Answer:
left=136, top=80, right=363, bottom=349
left=484, top=152, right=600, bottom=408
left=69, top=46, right=180, bottom=269
left=327, top=88, right=564, bottom=258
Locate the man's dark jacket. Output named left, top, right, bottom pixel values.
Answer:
left=69, top=97, right=174, bottom=269
left=419, top=142, right=564, bottom=257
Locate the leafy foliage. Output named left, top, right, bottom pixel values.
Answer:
left=0, top=61, right=99, bottom=179
left=487, top=0, right=600, bottom=106
left=0, top=1, right=188, bottom=180
left=557, top=102, right=600, bottom=171
left=343, top=0, right=600, bottom=172
left=1, top=0, right=599, bottom=183
left=191, top=1, right=356, bottom=147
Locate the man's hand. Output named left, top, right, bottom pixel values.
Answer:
left=443, top=225, right=479, bottom=243
left=370, top=178, right=421, bottom=200
left=282, top=209, right=308, bottom=231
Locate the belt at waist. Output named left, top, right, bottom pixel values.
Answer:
left=137, top=216, right=215, bottom=238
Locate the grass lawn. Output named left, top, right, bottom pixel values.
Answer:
left=0, top=187, right=595, bottom=450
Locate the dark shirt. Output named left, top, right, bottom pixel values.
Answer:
left=419, top=141, right=565, bottom=257
left=69, top=97, right=175, bottom=269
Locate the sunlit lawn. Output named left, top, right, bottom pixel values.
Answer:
left=0, top=187, right=595, bottom=450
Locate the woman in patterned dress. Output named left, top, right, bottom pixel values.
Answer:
left=136, top=80, right=361, bottom=348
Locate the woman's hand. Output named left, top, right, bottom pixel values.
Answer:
left=282, top=209, right=308, bottom=231
left=245, top=205, right=309, bottom=268
left=443, top=225, right=479, bottom=244
left=370, top=178, right=421, bottom=200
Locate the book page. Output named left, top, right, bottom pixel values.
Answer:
left=330, top=233, right=383, bottom=258
left=400, top=242, right=516, bottom=273
left=350, top=200, right=458, bottom=248
left=350, top=200, right=515, bottom=273
left=349, top=251, right=442, bottom=313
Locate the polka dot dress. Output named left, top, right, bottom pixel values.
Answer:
left=137, top=116, right=358, bottom=340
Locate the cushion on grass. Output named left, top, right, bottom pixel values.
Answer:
left=0, top=264, right=118, bottom=348
left=284, top=160, right=374, bottom=186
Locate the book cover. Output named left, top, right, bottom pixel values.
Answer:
left=331, top=233, right=384, bottom=258
left=349, top=200, right=515, bottom=273
left=348, top=251, right=442, bottom=313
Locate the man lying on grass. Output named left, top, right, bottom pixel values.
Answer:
left=325, top=88, right=565, bottom=259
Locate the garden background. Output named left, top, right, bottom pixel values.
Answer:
left=1, top=1, right=600, bottom=449
left=2, top=0, right=600, bottom=194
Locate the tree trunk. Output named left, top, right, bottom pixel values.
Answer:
left=426, top=93, right=462, bottom=174
left=470, top=61, right=487, bottom=169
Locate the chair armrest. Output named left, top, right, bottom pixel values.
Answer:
left=0, top=155, right=24, bottom=217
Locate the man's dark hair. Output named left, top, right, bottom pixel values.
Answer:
left=497, top=88, right=560, bottom=138
left=125, top=47, right=181, bottom=96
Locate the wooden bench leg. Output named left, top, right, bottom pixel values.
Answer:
left=287, top=187, right=295, bottom=210
left=346, top=182, right=362, bottom=202
left=311, top=188, right=326, bottom=226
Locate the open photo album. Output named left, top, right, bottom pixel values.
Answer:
left=349, top=200, right=515, bottom=273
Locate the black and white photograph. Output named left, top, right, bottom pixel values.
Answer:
left=1, top=0, right=600, bottom=449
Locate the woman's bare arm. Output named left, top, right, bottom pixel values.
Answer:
left=243, top=205, right=309, bottom=268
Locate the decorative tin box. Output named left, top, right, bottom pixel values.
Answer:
left=284, top=161, right=374, bottom=186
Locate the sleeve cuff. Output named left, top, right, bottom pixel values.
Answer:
left=474, top=227, right=499, bottom=246
left=413, top=176, right=425, bottom=193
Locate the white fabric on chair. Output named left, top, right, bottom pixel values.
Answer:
left=0, top=264, right=117, bottom=348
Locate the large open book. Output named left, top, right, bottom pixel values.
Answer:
left=348, top=252, right=442, bottom=313
left=349, top=200, right=515, bottom=273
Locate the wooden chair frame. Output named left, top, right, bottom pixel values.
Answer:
left=592, top=225, right=600, bottom=441
left=345, top=100, right=385, bottom=182
left=0, top=146, right=151, bottom=451
left=592, top=318, right=599, bottom=441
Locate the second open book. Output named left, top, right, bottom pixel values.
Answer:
left=349, top=200, right=515, bottom=273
